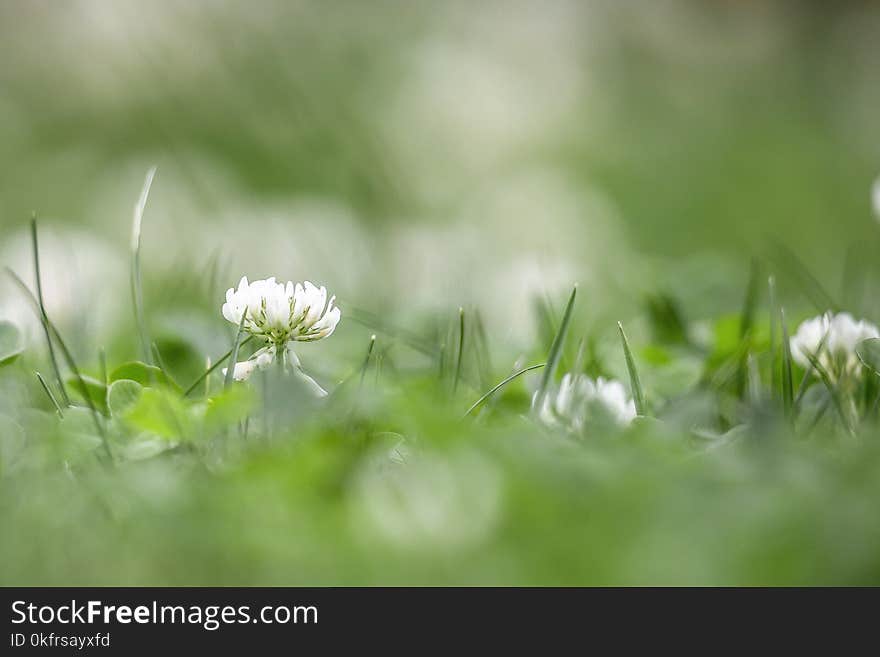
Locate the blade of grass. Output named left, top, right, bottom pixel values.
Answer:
left=474, top=309, right=492, bottom=390
left=465, top=362, right=546, bottom=418
left=348, top=307, right=437, bottom=357
left=30, top=214, right=69, bottom=406
left=735, top=259, right=761, bottom=398
left=99, top=347, right=108, bottom=387
left=183, top=335, right=253, bottom=397
left=768, top=276, right=778, bottom=398
left=533, top=285, right=577, bottom=412
left=35, top=371, right=63, bottom=417
left=224, top=313, right=248, bottom=389
left=453, top=307, right=465, bottom=394
left=747, top=354, right=762, bottom=404
left=793, top=328, right=830, bottom=412
left=802, top=348, right=853, bottom=434
left=359, top=334, right=376, bottom=388
left=617, top=321, right=647, bottom=416
left=131, top=166, right=156, bottom=363
left=7, top=269, right=110, bottom=459
left=151, top=342, right=178, bottom=387
left=772, top=242, right=838, bottom=313
left=780, top=308, right=794, bottom=420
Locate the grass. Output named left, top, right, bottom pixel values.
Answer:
left=2, top=196, right=880, bottom=587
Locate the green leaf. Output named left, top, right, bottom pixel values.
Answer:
left=107, top=379, right=143, bottom=417
left=121, top=387, right=192, bottom=441
left=0, top=321, right=24, bottom=366
left=58, top=407, right=104, bottom=461
left=856, top=338, right=880, bottom=376
left=65, top=374, right=108, bottom=415
left=204, top=386, right=256, bottom=433
left=110, top=361, right=180, bottom=391
left=0, top=413, right=26, bottom=475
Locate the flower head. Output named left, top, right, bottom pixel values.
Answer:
left=537, top=373, right=636, bottom=432
left=221, top=276, right=341, bottom=381
left=790, top=311, right=879, bottom=378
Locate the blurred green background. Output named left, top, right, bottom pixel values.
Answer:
left=2, top=0, right=879, bottom=333
left=3, top=0, right=880, bottom=586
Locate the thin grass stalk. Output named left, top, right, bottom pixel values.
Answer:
left=453, top=307, right=465, bottom=394
left=224, top=313, right=249, bottom=389
left=465, top=363, right=546, bottom=418
left=6, top=269, right=111, bottom=458
left=359, top=334, right=376, bottom=388
left=534, top=285, right=577, bottom=412
left=35, top=372, right=63, bottom=417
left=780, top=308, right=794, bottom=420
left=30, top=215, right=69, bottom=405
left=131, top=167, right=156, bottom=363
left=183, top=336, right=253, bottom=397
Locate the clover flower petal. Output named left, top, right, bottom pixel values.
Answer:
left=790, top=311, right=879, bottom=377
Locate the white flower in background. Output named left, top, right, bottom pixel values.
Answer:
left=220, top=276, right=341, bottom=381
left=537, top=373, right=636, bottom=431
left=790, top=312, right=879, bottom=377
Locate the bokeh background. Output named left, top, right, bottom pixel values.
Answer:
left=2, top=0, right=879, bottom=350
left=3, top=0, right=880, bottom=586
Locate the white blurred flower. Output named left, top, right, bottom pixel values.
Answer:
left=222, top=345, right=275, bottom=381
left=220, top=276, right=341, bottom=381
left=790, top=311, right=879, bottom=377
left=537, top=373, right=636, bottom=431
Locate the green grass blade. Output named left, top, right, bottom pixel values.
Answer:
left=617, top=321, right=647, bottom=416
left=183, top=336, right=253, bottom=397
left=793, top=328, right=830, bottom=411
left=474, top=309, right=492, bottom=390
left=533, top=285, right=577, bottom=411
left=453, top=307, right=465, bottom=394
left=35, top=371, right=63, bottom=417
left=780, top=308, right=794, bottom=420
left=465, top=363, right=546, bottom=418
left=735, top=259, right=761, bottom=398
left=802, top=349, right=853, bottom=434
left=359, top=334, right=376, bottom=388
left=30, top=214, right=69, bottom=406
left=7, top=268, right=110, bottom=459
left=131, top=166, right=156, bottom=363
left=772, top=242, right=838, bottom=313
left=768, top=275, right=778, bottom=398
left=224, top=313, right=249, bottom=389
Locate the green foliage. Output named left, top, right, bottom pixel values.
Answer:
left=65, top=374, right=109, bottom=415
left=121, top=387, right=193, bottom=441
left=107, top=379, right=143, bottom=417
left=110, top=361, right=180, bottom=391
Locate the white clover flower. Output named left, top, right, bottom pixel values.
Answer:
left=222, top=345, right=276, bottom=381
left=537, top=373, right=636, bottom=432
left=220, top=276, right=341, bottom=381
left=790, top=311, right=879, bottom=377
